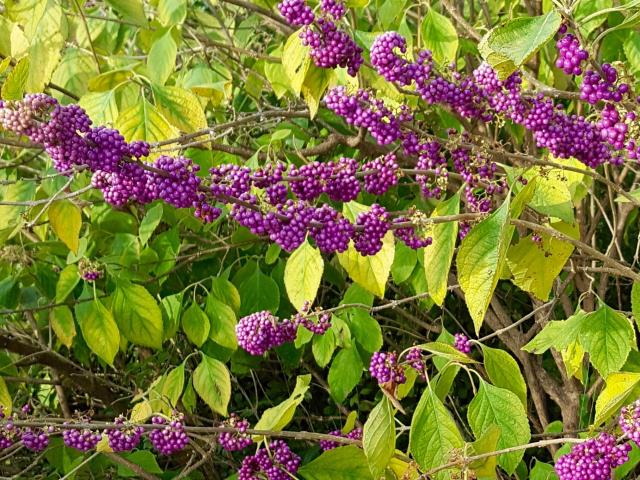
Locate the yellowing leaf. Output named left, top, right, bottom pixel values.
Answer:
left=147, top=28, right=177, bottom=86
left=49, top=200, right=82, bottom=253
left=594, top=372, right=640, bottom=426
left=1, top=56, right=29, bottom=100
left=337, top=202, right=395, bottom=298
left=75, top=298, right=120, bottom=365
left=130, top=400, right=153, bottom=422
left=254, top=375, right=311, bottom=440
left=284, top=239, right=324, bottom=311
left=301, top=65, right=334, bottom=119
left=115, top=97, right=178, bottom=148
left=0, top=377, right=12, bottom=414
left=282, top=29, right=311, bottom=96
left=152, top=85, right=207, bottom=132
left=50, top=305, right=76, bottom=348
left=193, top=354, right=231, bottom=416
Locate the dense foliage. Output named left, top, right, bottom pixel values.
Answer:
left=1, top=0, right=640, bottom=479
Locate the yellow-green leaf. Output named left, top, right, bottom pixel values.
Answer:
left=49, top=200, right=82, bottom=253
left=111, top=281, right=164, bottom=349
left=152, top=85, right=207, bottom=133
left=424, top=191, right=460, bottom=305
left=594, top=372, right=640, bottom=426
left=50, top=305, right=76, bottom=348
left=88, top=69, right=133, bottom=92
left=421, top=8, right=458, bottom=63
left=105, top=0, right=148, bottom=26
left=284, top=239, right=324, bottom=311
left=457, top=198, right=511, bottom=333
left=254, top=375, right=311, bottom=439
left=147, top=28, right=177, bottom=86
left=1, top=56, right=29, bottom=100
left=0, top=377, right=12, bottom=414
left=130, top=400, right=153, bottom=422
left=75, top=298, right=120, bottom=365
left=193, top=354, right=231, bottom=416
left=301, top=65, right=334, bottom=119
left=79, top=90, right=119, bottom=126
left=337, top=202, right=395, bottom=298
left=506, top=221, right=576, bottom=301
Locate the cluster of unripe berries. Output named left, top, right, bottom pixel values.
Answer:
left=236, top=307, right=332, bottom=356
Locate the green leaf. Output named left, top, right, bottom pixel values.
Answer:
left=115, top=97, right=178, bottom=145
left=152, top=84, right=207, bottom=132
left=284, top=238, right=324, bottom=311
left=78, top=90, right=119, bottom=126
left=49, top=200, right=82, bottom=254
left=337, top=202, right=395, bottom=298
left=111, top=281, right=164, bottom=349
left=522, top=310, right=589, bottom=354
left=391, top=241, right=417, bottom=284
left=579, top=304, right=635, bottom=378
left=157, top=0, right=187, bottom=25
left=363, top=397, right=395, bottom=479
left=254, top=375, right=311, bottom=436
left=88, top=69, right=133, bottom=92
left=298, top=446, right=373, bottom=480
left=236, top=265, right=280, bottom=316
left=594, top=372, right=640, bottom=426
left=348, top=310, right=382, bottom=353
left=457, top=197, right=511, bottom=333
left=161, top=363, right=185, bottom=408
left=312, top=328, right=336, bottom=367
left=328, top=347, right=363, bottom=403
left=507, top=222, right=576, bottom=301
left=282, top=29, right=311, bottom=96
left=479, top=11, right=562, bottom=79
left=482, top=345, right=527, bottom=409
left=192, top=354, right=231, bottom=416
left=105, top=0, right=148, bottom=26
left=421, top=8, right=459, bottom=63
left=50, top=306, right=76, bottom=348
left=139, top=203, right=163, bottom=246
left=50, top=48, right=98, bottom=101
left=211, top=277, right=241, bottom=314
left=410, top=386, right=464, bottom=479
left=0, top=180, right=35, bottom=242
left=147, top=29, right=177, bottom=86
left=116, top=451, right=162, bottom=477
left=56, top=264, right=80, bottom=303
left=182, top=303, right=210, bottom=347
left=205, top=295, right=237, bottom=350
left=530, top=459, right=558, bottom=480
left=467, top=381, right=531, bottom=474
left=632, top=282, right=640, bottom=329
left=414, top=342, right=476, bottom=364
left=75, top=298, right=120, bottom=365
left=424, top=191, right=460, bottom=305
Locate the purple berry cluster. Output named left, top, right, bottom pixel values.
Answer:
left=369, top=351, right=406, bottom=385
left=310, top=205, right=354, bottom=254
left=238, top=440, right=301, bottom=480
left=324, top=87, right=411, bottom=145
left=149, top=413, right=189, bottom=455
left=363, top=153, right=399, bottom=195
left=62, top=426, right=102, bottom=452
left=277, top=0, right=314, bottom=26
left=79, top=259, right=103, bottom=282
left=453, top=333, right=472, bottom=354
left=619, top=399, right=640, bottom=445
left=236, top=308, right=332, bottom=356
left=299, top=19, right=363, bottom=76
left=555, top=33, right=588, bottom=76
left=554, top=433, right=631, bottom=480
left=319, top=427, right=363, bottom=451
left=353, top=204, right=390, bottom=256
left=235, top=311, right=297, bottom=356
left=405, top=347, right=425, bottom=377
left=581, top=64, right=629, bottom=105
left=21, top=428, right=50, bottom=452
left=218, top=414, right=253, bottom=452
left=105, top=415, right=144, bottom=452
